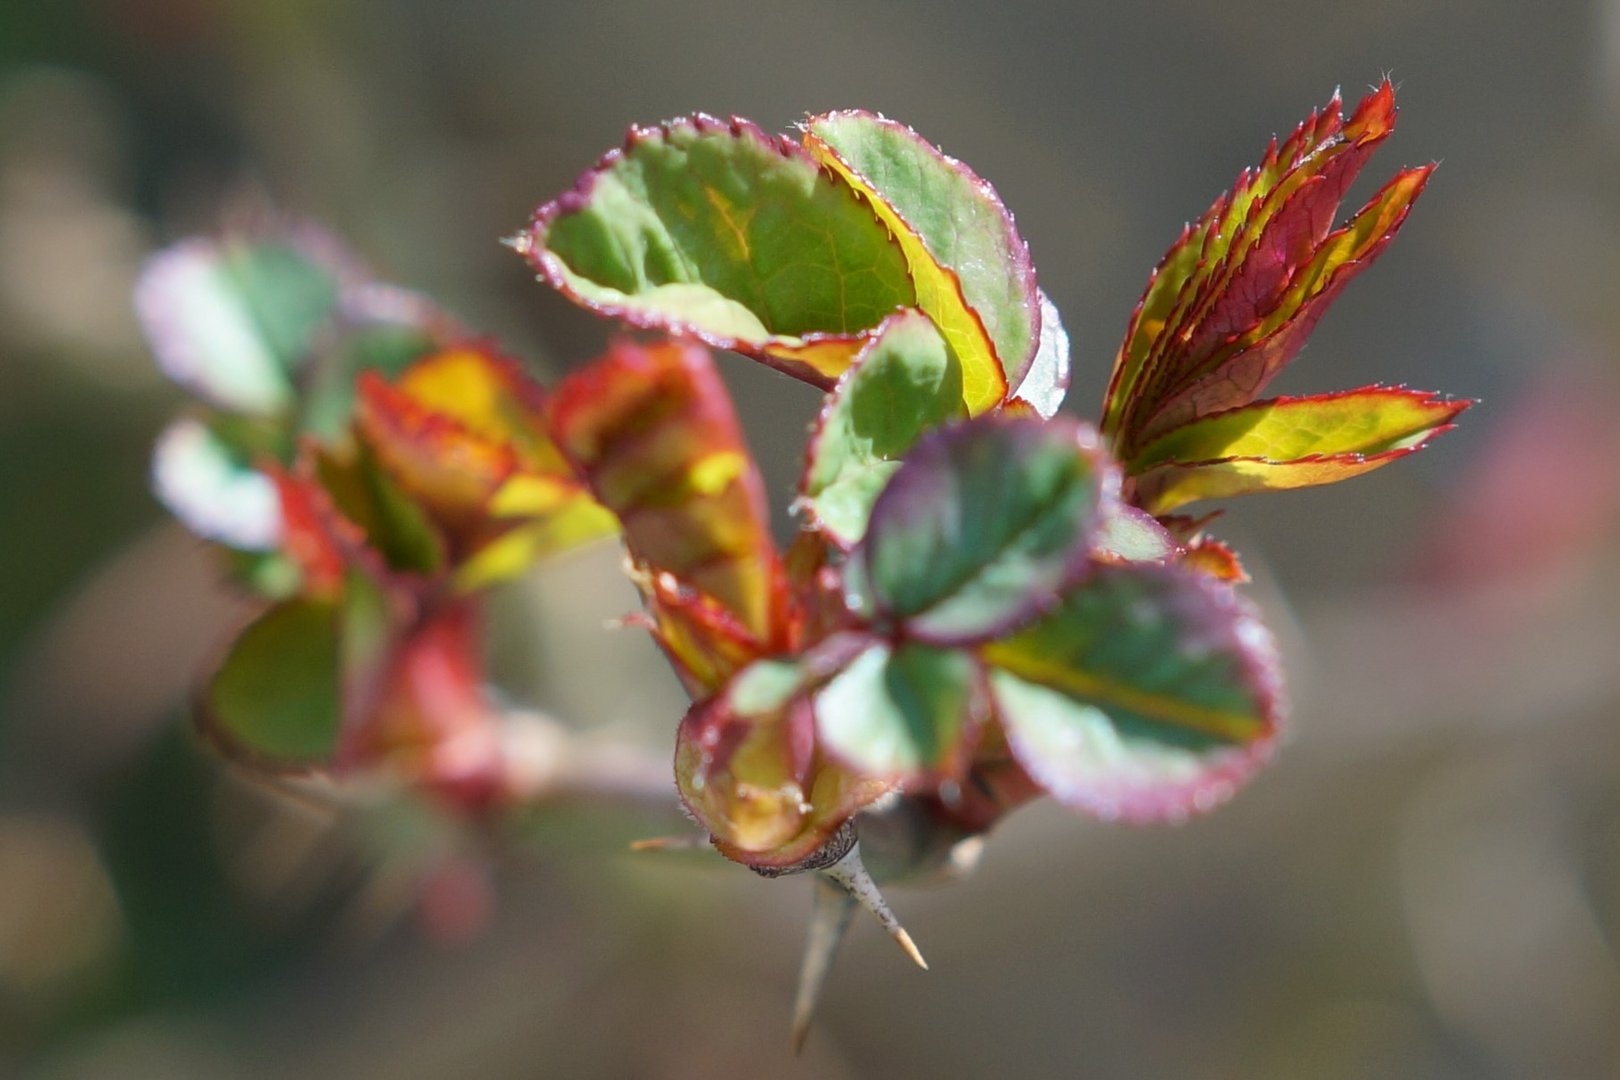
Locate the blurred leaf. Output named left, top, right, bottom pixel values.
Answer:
left=813, top=640, right=984, bottom=780
left=547, top=338, right=787, bottom=670
left=801, top=311, right=965, bottom=547
left=150, top=415, right=283, bottom=550
left=314, top=444, right=445, bottom=577
left=847, top=414, right=1106, bottom=645
left=983, top=564, right=1280, bottom=822
left=300, top=291, right=446, bottom=440
left=201, top=598, right=343, bottom=769
left=1130, top=387, right=1470, bottom=513
left=356, top=345, right=612, bottom=569
left=1094, top=502, right=1181, bottom=563
left=805, top=111, right=1036, bottom=410
left=521, top=115, right=916, bottom=389
left=136, top=231, right=346, bottom=415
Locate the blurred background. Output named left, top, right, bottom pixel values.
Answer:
left=4, top=0, right=1620, bottom=1076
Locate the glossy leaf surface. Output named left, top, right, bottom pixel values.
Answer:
left=1009, top=290, right=1071, bottom=418
left=801, top=311, right=965, bottom=547
left=848, top=414, right=1107, bottom=645
left=805, top=111, right=1036, bottom=410
left=984, top=564, right=1280, bottom=822
left=813, top=641, right=984, bottom=780
left=522, top=115, right=916, bottom=388
left=1131, top=387, right=1470, bottom=513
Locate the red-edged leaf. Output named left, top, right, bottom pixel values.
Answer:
left=546, top=339, right=789, bottom=687
left=675, top=658, right=889, bottom=869
left=1130, top=387, right=1470, bottom=514
left=355, top=344, right=614, bottom=569
left=983, top=563, right=1283, bottom=823
left=519, top=115, right=916, bottom=390
left=804, top=110, right=1035, bottom=411
left=1102, top=81, right=1435, bottom=456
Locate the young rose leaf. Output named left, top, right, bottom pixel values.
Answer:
left=1129, top=387, right=1471, bottom=514
left=983, top=563, right=1282, bottom=822
left=136, top=230, right=347, bottom=415
left=313, top=443, right=446, bottom=577
left=813, top=640, right=986, bottom=781
left=201, top=597, right=343, bottom=769
left=847, top=414, right=1108, bottom=645
left=804, top=111, right=1039, bottom=411
left=1138, top=166, right=1434, bottom=443
left=547, top=339, right=788, bottom=670
left=676, top=658, right=888, bottom=869
left=1102, top=82, right=1433, bottom=455
left=520, top=115, right=916, bottom=389
left=151, top=415, right=284, bottom=551
left=299, top=284, right=451, bottom=441
left=1094, top=502, right=1182, bottom=564
left=1009, top=290, right=1071, bottom=418
left=357, top=345, right=614, bottom=568
left=801, top=311, right=966, bottom=547
left=628, top=572, right=772, bottom=700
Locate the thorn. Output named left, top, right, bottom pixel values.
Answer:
left=818, top=842, right=928, bottom=970
left=789, top=877, right=857, bottom=1055
left=628, top=834, right=708, bottom=853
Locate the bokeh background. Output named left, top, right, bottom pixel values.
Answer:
left=4, top=1, right=1620, bottom=1076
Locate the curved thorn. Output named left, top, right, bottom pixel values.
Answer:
left=790, top=877, right=858, bottom=1054
left=818, top=842, right=928, bottom=970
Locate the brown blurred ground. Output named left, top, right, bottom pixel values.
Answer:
left=3, top=1, right=1620, bottom=1076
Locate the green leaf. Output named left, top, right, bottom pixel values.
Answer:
left=848, top=414, right=1107, bottom=645
left=136, top=231, right=345, bottom=415
left=801, top=311, right=966, bottom=546
left=201, top=598, right=343, bottom=769
left=805, top=111, right=1039, bottom=410
left=814, top=641, right=984, bottom=779
left=983, top=563, right=1281, bottom=822
left=521, top=115, right=917, bottom=389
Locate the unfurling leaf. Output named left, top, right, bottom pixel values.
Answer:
left=1129, top=387, right=1471, bottom=513
left=805, top=111, right=1038, bottom=410
left=676, top=658, right=888, bottom=869
left=520, top=115, right=916, bottom=388
left=547, top=339, right=788, bottom=688
left=1102, top=81, right=1435, bottom=457
left=983, top=564, right=1281, bottom=822
left=800, top=311, right=966, bottom=546
left=355, top=344, right=615, bottom=577
left=846, top=414, right=1109, bottom=645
